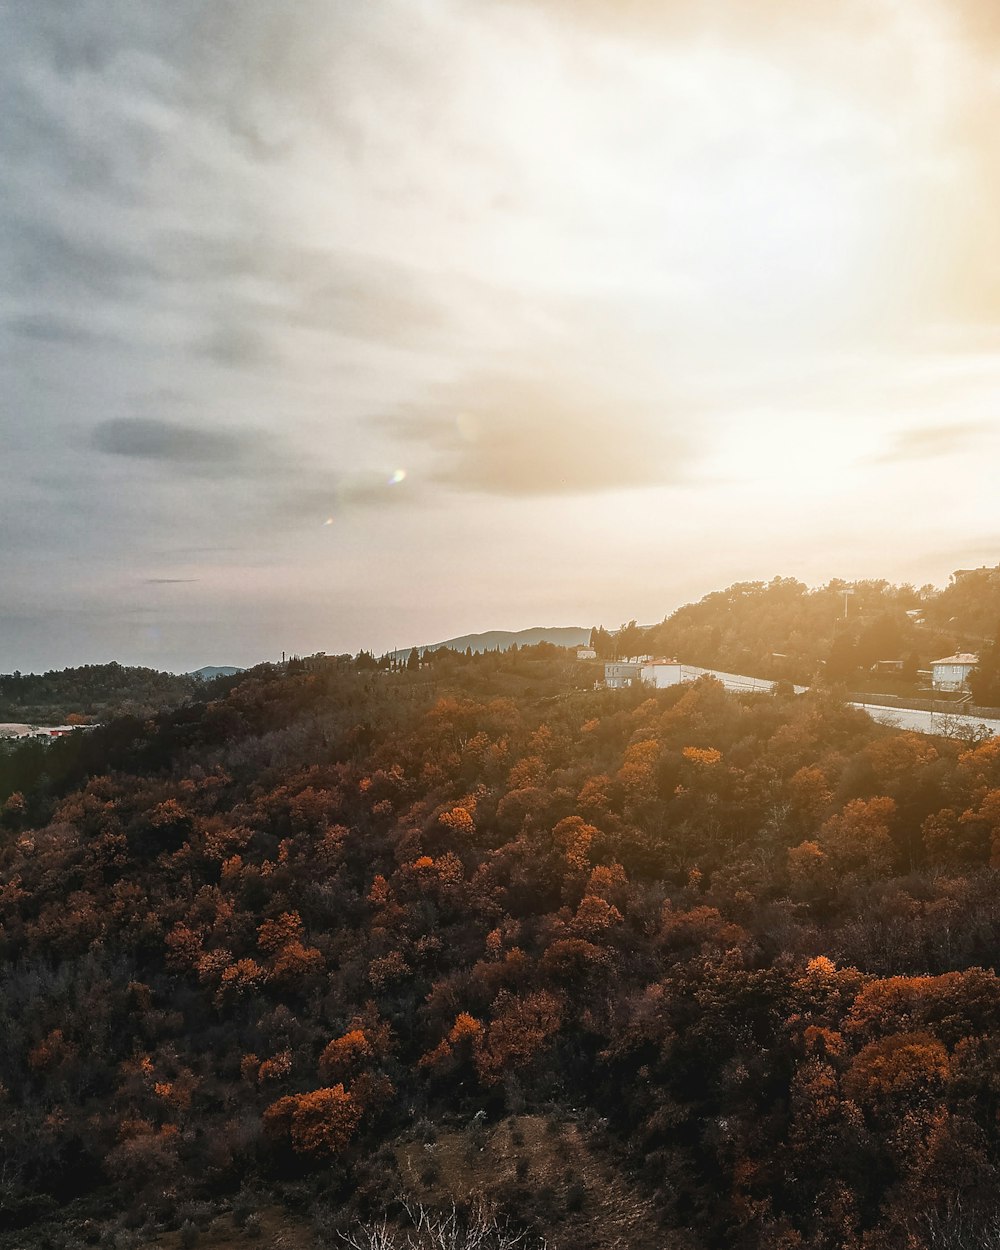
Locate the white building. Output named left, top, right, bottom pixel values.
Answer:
left=604, top=661, right=644, bottom=688
left=640, top=661, right=684, bottom=688
left=930, top=654, right=979, bottom=692
left=0, top=723, right=94, bottom=740
left=605, top=658, right=810, bottom=696
left=641, top=661, right=801, bottom=694
left=577, top=647, right=597, bottom=660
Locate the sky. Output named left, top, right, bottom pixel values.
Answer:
left=2, top=0, right=1000, bottom=673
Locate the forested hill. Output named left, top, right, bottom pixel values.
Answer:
left=394, top=626, right=591, bottom=659
left=0, top=662, right=200, bottom=724
left=592, top=566, right=1000, bottom=693
left=924, top=563, right=1000, bottom=637
left=5, top=646, right=1000, bottom=1247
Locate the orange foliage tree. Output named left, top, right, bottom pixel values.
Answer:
left=263, top=1085, right=363, bottom=1157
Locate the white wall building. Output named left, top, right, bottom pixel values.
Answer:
left=640, top=661, right=684, bottom=688
left=605, top=659, right=809, bottom=695
left=603, top=661, right=644, bottom=688
left=930, top=654, right=979, bottom=692
left=577, top=647, right=597, bottom=660
left=641, top=661, right=804, bottom=694
left=0, top=723, right=94, bottom=740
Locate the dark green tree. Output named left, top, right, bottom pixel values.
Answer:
left=969, top=626, right=1000, bottom=707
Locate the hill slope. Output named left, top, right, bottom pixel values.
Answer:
left=0, top=662, right=198, bottom=724
left=592, top=569, right=1000, bottom=693
left=395, top=625, right=590, bottom=658
left=4, top=645, right=1000, bottom=1245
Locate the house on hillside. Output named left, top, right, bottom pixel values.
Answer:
left=577, top=647, right=597, bottom=660
left=930, top=653, right=979, bottom=692
left=604, top=661, right=644, bottom=688
left=639, top=660, right=684, bottom=688
left=302, top=652, right=343, bottom=671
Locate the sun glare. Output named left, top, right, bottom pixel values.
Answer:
left=708, top=409, right=873, bottom=498
left=696, top=155, right=872, bottom=314
left=644, top=54, right=887, bottom=331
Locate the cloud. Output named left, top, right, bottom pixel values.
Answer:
left=5, top=212, right=160, bottom=305
left=171, top=236, right=451, bottom=359
left=89, top=413, right=417, bottom=531
left=144, top=577, right=200, bottom=584
left=291, top=256, right=450, bottom=349
left=873, top=422, right=990, bottom=463
left=7, top=312, right=103, bottom=345
left=266, top=469, right=417, bottom=525
left=197, top=318, right=278, bottom=369
left=504, top=0, right=886, bottom=47
left=948, top=0, right=1000, bottom=50
left=91, top=418, right=258, bottom=466
left=385, top=372, right=696, bottom=497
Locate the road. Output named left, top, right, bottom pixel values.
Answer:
left=848, top=701, right=1000, bottom=740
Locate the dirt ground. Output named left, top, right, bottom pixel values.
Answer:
left=393, top=1112, right=679, bottom=1250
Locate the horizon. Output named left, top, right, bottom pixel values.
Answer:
left=1, top=563, right=993, bottom=677
left=4, top=2, right=1000, bottom=673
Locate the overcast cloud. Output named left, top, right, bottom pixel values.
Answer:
left=2, top=0, right=999, bottom=671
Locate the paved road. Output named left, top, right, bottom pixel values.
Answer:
left=849, top=702, right=1000, bottom=740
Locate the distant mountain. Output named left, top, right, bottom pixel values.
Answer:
left=393, top=626, right=590, bottom=659
left=187, top=665, right=244, bottom=681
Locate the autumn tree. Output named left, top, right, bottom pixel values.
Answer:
left=263, top=1085, right=363, bottom=1158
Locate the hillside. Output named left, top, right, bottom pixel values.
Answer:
left=594, top=569, right=1000, bottom=697
left=922, top=565, right=1000, bottom=638
left=4, top=645, right=1000, bottom=1246
left=395, top=626, right=591, bottom=659
left=0, top=663, right=200, bottom=725
left=188, top=667, right=245, bottom=682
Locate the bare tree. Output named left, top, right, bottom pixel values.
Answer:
left=919, top=1198, right=1000, bottom=1250
left=338, top=1199, right=546, bottom=1250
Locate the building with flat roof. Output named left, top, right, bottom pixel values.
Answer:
left=603, top=658, right=808, bottom=695
left=603, top=661, right=644, bottom=688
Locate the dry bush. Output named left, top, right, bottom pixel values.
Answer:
left=338, top=1199, right=546, bottom=1250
